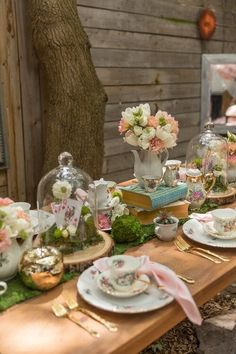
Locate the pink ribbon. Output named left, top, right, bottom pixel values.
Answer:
left=94, top=256, right=202, bottom=325
left=189, top=212, right=213, bottom=222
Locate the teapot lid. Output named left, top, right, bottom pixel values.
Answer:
left=186, top=168, right=202, bottom=177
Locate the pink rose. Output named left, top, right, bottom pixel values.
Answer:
left=98, top=214, right=111, bottom=230
left=149, top=137, right=165, bottom=152
left=0, top=198, right=14, bottom=207
left=17, top=210, right=30, bottom=222
left=0, top=229, right=11, bottom=252
left=147, top=116, right=158, bottom=128
left=118, top=118, right=129, bottom=134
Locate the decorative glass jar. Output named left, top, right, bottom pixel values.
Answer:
left=186, top=122, right=228, bottom=194
left=37, top=152, right=102, bottom=254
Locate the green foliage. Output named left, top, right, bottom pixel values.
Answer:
left=111, top=215, right=143, bottom=243
left=81, top=205, right=90, bottom=216
left=41, top=216, right=102, bottom=254
left=227, top=131, right=236, bottom=142
left=192, top=157, right=202, bottom=169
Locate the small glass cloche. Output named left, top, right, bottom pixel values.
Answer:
left=37, top=152, right=102, bottom=254
left=186, top=122, right=228, bottom=193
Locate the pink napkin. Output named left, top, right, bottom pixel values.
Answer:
left=189, top=212, right=213, bottom=222
left=94, top=256, right=202, bottom=326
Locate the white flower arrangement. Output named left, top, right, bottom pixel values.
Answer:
left=118, top=103, right=179, bottom=152
left=52, top=180, right=72, bottom=199
left=0, top=198, right=33, bottom=252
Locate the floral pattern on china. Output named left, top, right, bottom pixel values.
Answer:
left=118, top=103, right=179, bottom=185
left=0, top=198, right=33, bottom=281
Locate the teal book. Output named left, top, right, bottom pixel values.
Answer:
left=119, top=182, right=188, bottom=210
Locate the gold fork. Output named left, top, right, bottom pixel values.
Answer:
left=177, top=235, right=230, bottom=262
left=51, top=303, right=100, bottom=338
left=64, top=295, right=118, bottom=332
left=174, top=239, right=221, bottom=264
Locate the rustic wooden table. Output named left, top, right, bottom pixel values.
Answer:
left=0, top=227, right=235, bottom=354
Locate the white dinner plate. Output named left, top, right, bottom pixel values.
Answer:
left=96, top=270, right=150, bottom=298
left=183, top=219, right=236, bottom=248
left=77, top=266, right=173, bottom=314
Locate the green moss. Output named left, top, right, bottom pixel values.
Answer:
left=111, top=215, right=143, bottom=243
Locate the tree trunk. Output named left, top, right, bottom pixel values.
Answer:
left=27, top=0, right=107, bottom=179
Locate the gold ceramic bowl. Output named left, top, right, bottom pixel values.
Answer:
left=19, top=246, right=64, bottom=291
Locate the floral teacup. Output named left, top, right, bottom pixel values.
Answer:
left=107, top=255, right=140, bottom=292
left=154, top=216, right=179, bottom=241
left=211, top=208, right=236, bottom=237
left=0, top=281, right=7, bottom=295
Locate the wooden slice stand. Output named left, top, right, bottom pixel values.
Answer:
left=207, top=186, right=236, bottom=205
left=63, top=230, right=114, bottom=272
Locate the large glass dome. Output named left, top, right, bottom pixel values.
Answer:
left=37, top=152, right=102, bottom=254
left=186, top=122, right=228, bottom=193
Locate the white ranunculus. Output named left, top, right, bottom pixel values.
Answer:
left=52, top=180, right=72, bottom=200
left=140, top=103, right=151, bottom=117
left=121, top=107, right=136, bottom=126
left=67, top=224, right=77, bottom=236
left=137, top=114, right=148, bottom=127
left=124, top=131, right=139, bottom=146
left=138, top=136, right=150, bottom=150
left=111, top=203, right=129, bottom=223
left=156, top=128, right=176, bottom=148
left=164, top=134, right=177, bottom=148
left=162, top=123, right=172, bottom=133
left=109, top=196, right=120, bottom=208
left=133, top=126, right=143, bottom=136
left=12, top=218, right=30, bottom=232
left=142, top=127, right=156, bottom=140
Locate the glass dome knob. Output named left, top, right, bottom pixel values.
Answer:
left=58, top=152, right=73, bottom=166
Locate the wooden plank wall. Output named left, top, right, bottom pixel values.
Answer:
left=77, top=0, right=236, bottom=182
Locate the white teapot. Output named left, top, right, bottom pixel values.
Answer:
left=88, top=178, right=111, bottom=210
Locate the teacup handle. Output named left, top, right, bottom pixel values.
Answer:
left=154, top=226, right=160, bottom=237
left=0, top=281, right=7, bottom=295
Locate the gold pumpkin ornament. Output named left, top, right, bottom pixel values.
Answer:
left=19, top=246, right=64, bottom=291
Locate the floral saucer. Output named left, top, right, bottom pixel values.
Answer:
left=203, top=221, right=236, bottom=240
left=96, top=270, right=150, bottom=298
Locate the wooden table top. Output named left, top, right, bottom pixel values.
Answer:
left=0, top=228, right=235, bottom=354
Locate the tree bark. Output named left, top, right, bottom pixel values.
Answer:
left=27, top=0, right=107, bottom=178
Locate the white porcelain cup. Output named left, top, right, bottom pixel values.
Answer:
left=211, top=208, right=236, bottom=236
left=107, top=255, right=140, bottom=292
left=154, top=216, right=179, bottom=241
left=0, top=281, right=7, bottom=295
left=11, top=202, right=31, bottom=214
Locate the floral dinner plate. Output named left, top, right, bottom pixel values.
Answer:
left=183, top=219, right=236, bottom=248
left=96, top=270, right=150, bottom=298
left=77, top=266, right=173, bottom=314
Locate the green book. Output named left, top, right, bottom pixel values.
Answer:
left=119, top=183, right=188, bottom=210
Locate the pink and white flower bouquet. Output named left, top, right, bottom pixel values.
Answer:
left=118, top=103, right=179, bottom=152
left=0, top=198, right=33, bottom=253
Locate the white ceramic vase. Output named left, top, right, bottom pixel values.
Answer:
left=131, top=149, right=169, bottom=187
left=0, top=233, right=33, bottom=281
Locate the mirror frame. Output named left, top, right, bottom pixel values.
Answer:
left=201, top=53, right=236, bottom=135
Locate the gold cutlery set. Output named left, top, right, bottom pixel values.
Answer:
left=52, top=295, right=118, bottom=337
left=174, top=235, right=230, bottom=263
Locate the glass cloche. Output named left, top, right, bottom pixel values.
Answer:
left=37, top=152, right=102, bottom=254
left=186, top=122, right=228, bottom=193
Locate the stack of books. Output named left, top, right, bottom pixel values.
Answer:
left=118, top=180, right=189, bottom=224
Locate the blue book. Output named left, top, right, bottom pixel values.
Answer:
left=119, top=182, right=188, bottom=210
